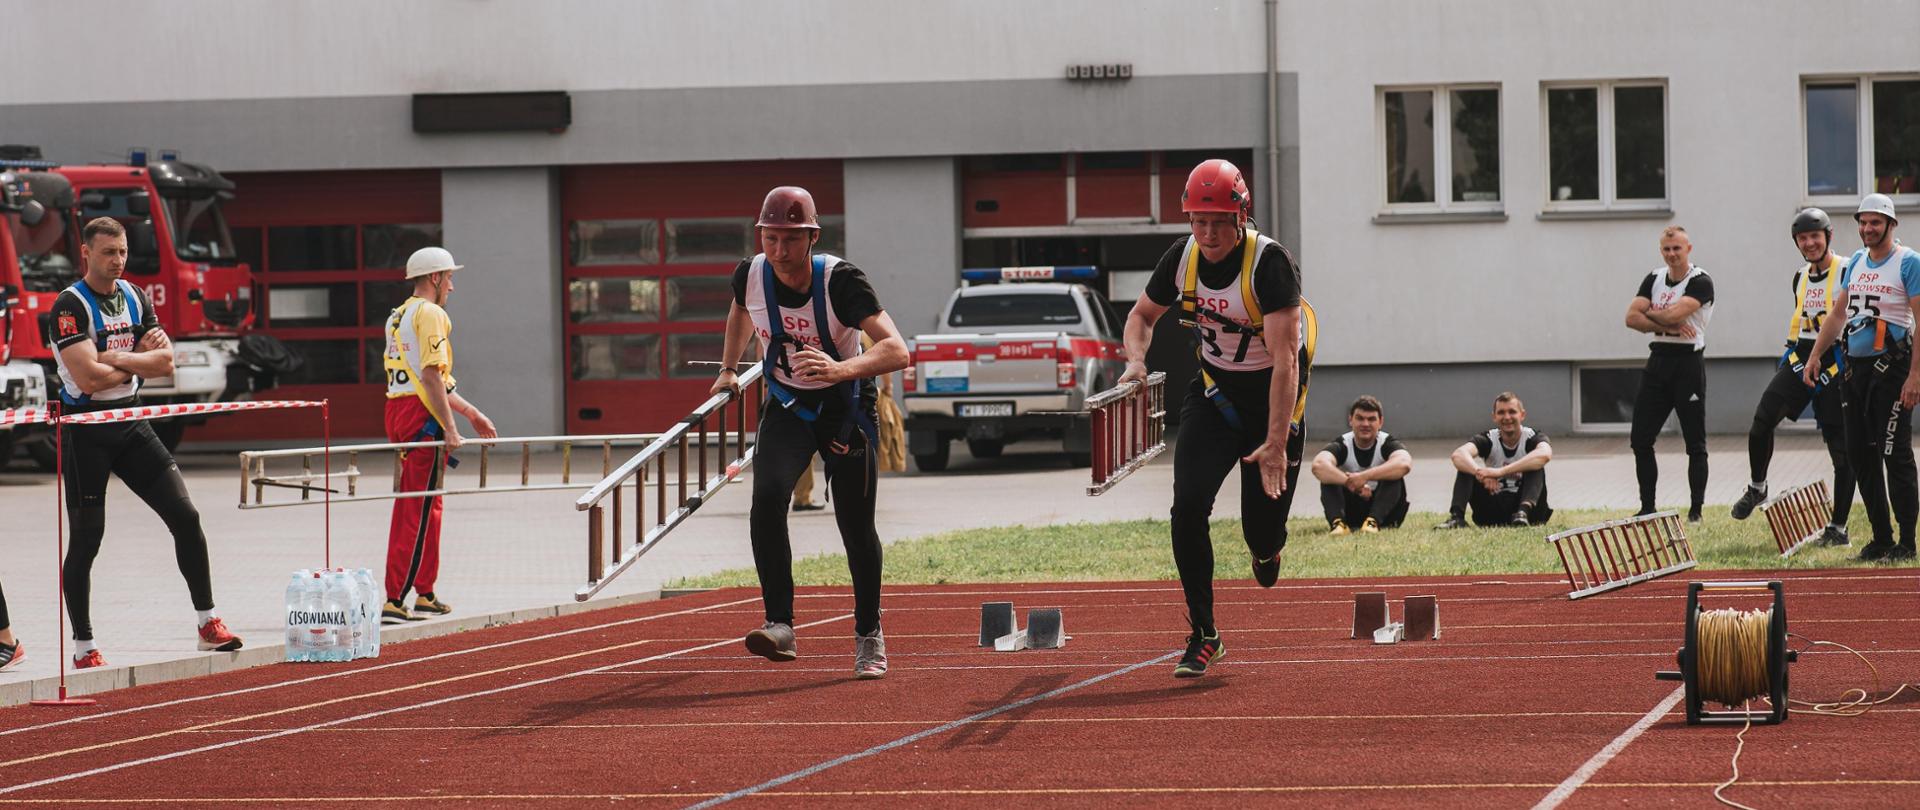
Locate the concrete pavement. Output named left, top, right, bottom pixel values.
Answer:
left=0, top=430, right=1854, bottom=704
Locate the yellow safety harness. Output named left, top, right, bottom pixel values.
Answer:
left=1783, top=256, right=1843, bottom=388
left=1177, top=228, right=1318, bottom=430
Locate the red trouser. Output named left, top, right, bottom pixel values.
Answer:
left=385, top=396, right=447, bottom=602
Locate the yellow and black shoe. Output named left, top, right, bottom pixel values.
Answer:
left=382, top=599, right=423, bottom=624
left=1172, top=631, right=1223, bottom=678
left=413, top=594, right=453, bottom=616
left=1328, top=519, right=1351, bottom=537
left=1360, top=517, right=1380, bottom=534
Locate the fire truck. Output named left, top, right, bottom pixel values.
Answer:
left=1, top=145, right=295, bottom=459
left=0, top=168, right=56, bottom=464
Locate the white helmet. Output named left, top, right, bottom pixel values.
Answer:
left=405, top=246, right=464, bottom=279
left=1856, top=193, right=1899, bottom=224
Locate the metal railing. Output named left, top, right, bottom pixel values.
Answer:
left=573, top=363, right=765, bottom=601
left=238, top=433, right=665, bottom=509
left=1086, top=372, right=1166, bottom=496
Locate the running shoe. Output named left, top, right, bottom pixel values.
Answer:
left=1817, top=525, right=1850, bottom=547
left=1251, top=551, right=1282, bottom=588
left=1172, top=631, right=1223, bottom=678
left=0, top=640, right=21, bottom=673
left=1858, top=541, right=1897, bottom=562
left=413, top=593, right=453, bottom=616
left=1889, top=543, right=1917, bottom=561
left=1328, top=519, right=1351, bottom=536
left=382, top=599, right=422, bottom=624
left=196, top=617, right=244, bottom=652
left=854, top=629, right=888, bottom=680
left=73, top=649, right=106, bottom=670
left=1509, top=511, right=1531, bottom=528
left=1360, top=517, right=1380, bottom=534
left=1687, top=506, right=1703, bottom=524
left=1434, top=515, right=1468, bottom=530
left=1730, top=484, right=1767, bottom=520
left=745, top=622, right=798, bottom=662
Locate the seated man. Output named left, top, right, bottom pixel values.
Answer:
left=1438, top=392, right=1555, bottom=528
left=1311, top=396, right=1412, bottom=534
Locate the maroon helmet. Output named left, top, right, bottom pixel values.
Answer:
left=757, top=186, right=821, bottom=230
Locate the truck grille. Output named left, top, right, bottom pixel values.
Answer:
left=203, top=298, right=251, bottom=328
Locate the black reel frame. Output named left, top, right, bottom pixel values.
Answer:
left=1655, top=580, right=1794, bottom=725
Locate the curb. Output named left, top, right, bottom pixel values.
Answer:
left=0, top=589, right=672, bottom=708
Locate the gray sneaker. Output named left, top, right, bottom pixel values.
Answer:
left=745, top=622, right=798, bottom=662
left=854, top=629, right=888, bottom=680
left=1731, top=484, right=1766, bottom=520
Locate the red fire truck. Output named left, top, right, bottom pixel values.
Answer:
left=1, top=145, right=296, bottom=459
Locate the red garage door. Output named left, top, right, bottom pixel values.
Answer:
left=187, top=170, right=442, bottom=442
left=561, top=161, right=843, bottom=434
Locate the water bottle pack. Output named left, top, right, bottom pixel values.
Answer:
left=284, top=568, right=382, bottom=663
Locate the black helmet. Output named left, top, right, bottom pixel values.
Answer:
left=1792, top=207, right=1832, bottom=236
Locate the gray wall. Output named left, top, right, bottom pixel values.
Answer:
left=844, top=158, right=962, bottom=338
left=1301, top=357, right=1779, bottom=441
left=438, top=168, right=565, bottom=436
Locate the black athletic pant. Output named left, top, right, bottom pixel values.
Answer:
left=0, top=577, right=10, bottom=631
left=1319, top=479, right=1409, bottom=528
left=1748, top=359, right=1855, bottom=526
left=1169, top=376, right=1304, bottom=635
left=1630, top=348, right=1709, bottom=513
left=1448, top=470, right=1552, bottom=526
left=750, top=388, right=883, bottom=636
left=60, top=418, right=214, bottom=642
left=1840, top=354, right=1918, bottom=546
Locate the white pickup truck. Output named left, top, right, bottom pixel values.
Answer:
left=902, top=266, right=1126, bottom=471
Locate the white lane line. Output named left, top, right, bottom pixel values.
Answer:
left=1532, top=686, right=1684, bottom=810
left=682, top=651, right=1179, bottom=809
left=0, top=595, right=760, bottom=739
left=0, top=614, right=850, bottom=797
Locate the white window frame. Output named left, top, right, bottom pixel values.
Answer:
left=1376, top=84, right=1504, bottom=216
left=1539, top=79, right=1670, bottom=214
left=1801, top=74, right=1920, bottom=210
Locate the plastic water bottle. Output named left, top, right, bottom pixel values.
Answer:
left=284, top=570, right=310, bottom=663
left=333, top=569, right=365, bottom=660
left=295, top=571, right=329, bottom=662
left=352, top=568, right=382, bottom=659
left=319, top=571, right=352, bottom=662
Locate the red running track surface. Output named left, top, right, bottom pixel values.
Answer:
left=0, top=570, right=1914, bottom=808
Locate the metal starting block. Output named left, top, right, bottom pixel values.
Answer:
left=1404, top=595, right=1440, bottom=640
left=1352, top=592, right=1388, bottom=638
left=1546, top=511, right=1697, bottom=599
left=984, top=604, right=1067, bottom=651
left=980, top=602, right=1015, bottom=647
left=1761, top=480, right=1831, bottom=557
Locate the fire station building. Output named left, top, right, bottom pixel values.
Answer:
left=5, top=0, right=1915, bottom=440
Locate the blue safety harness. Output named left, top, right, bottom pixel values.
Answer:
left=59, top=279, right=142, bottom=406
left=761, top=255, right=877, bottom=493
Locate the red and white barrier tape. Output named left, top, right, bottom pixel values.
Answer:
left=0, top=399, right=326, bottom=427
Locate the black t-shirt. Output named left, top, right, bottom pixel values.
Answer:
left=49, top=282, right=158, bottom=351
left=1469, top=430, right=1550, bottom=462
left=1145, top=235, right=1302, bottom=400
left=730, top=257, right=884, bottom=329
left=1320, top=434, right=1407, bottom=469
left=1144, top=235, right=1301, bottom=314
left=1634, top=270, right=1715, bottom=304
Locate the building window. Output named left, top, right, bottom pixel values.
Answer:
left=1380, top=86, right=1502, bottom=212
left=1543, top=81, right=1668, bottom=209
left=1803, top=77, right=1920, bottom=201
left=1573, top=365, right=1644, bottom=431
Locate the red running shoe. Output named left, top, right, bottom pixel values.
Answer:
left=197, top=618, right=244, bottom=652
left=73, top=649, right=106, bottom=669
left=0, top=640, right=22, bottom=672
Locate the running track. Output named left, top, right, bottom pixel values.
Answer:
left=0, top=569, right=1914, bottom=808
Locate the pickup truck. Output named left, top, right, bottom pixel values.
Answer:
left=902, top=266, right=1126, bottom=471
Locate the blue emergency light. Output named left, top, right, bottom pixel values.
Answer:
left=960, top=265, right=1100, bottom=283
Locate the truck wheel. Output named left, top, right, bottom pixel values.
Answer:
left=966, top=438, right=1004, bottom=459
left=26, top=435, right=56, bottom=472
left=150, top=418, right=187, bottom=452
left=913, top=441, right=951, bottom=473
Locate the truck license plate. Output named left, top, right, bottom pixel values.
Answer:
left=957, top=402, right=1014, bottom=418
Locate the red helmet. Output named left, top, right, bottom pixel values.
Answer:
left=1181, top=159, right=1250, bottom=220
left=757, top=186, right=821, bottom=229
